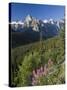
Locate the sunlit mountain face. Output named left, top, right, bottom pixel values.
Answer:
left=10, top=14, right=64, bottom=48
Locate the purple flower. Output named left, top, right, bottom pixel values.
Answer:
left=43, top=65, right=48, bottom=76
left=32, top=79, right=37, bottom=85
left=32, top=70, right=36, bottom=76
left=37, top=69, right=40, bottom=76
left=31, top=58, right=53, bottom=85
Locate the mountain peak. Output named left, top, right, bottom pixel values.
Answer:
left=25, top=14, right=32, bottom=22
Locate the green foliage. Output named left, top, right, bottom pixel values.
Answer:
left=17, top=52, right=42, bottom=86
left=35, top=63, right=65, bottom=85
left=11, top=28, right=65, bottom=86
left=59, top=29, right=65, bottom=39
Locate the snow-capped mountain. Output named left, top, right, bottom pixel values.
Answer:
left=24, top=14, right=40, bottom=32
left=48, top=19, right=54, bottom=24
left=59, top=19, right=65, bottom=29
left=10, top=14, right=65, bottom=35
left=43, top=19, right=55, bottom=24
left=10, top=14, right=65, bottom=48
left=24, top=14, right=33, bottom=27
left=10, top=21, right=24, bottom=31
left=43, top=19, right=49, bottom=23
left=10, top=14, right=64, bottom=32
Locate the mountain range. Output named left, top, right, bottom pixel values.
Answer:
left=10, top=14, right=64, bottom=48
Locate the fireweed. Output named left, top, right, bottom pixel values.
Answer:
left=32, top=59, right=53, bottom=85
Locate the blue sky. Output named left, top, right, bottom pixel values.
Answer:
left=10, top=3, right=65, bottom=22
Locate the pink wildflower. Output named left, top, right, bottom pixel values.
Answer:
left=43, top=65, right=48, bottom=76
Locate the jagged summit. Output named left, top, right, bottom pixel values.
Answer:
left=25, top=14, right=32, bottom=22
left=24, top=14, right=33, bottom=27
left=10, top=14, right=65, bottom=34
left=24, top=14, right=40, bottom=31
